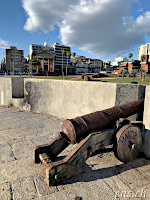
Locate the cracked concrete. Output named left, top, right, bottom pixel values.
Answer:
left=0, top=106, right=150, bottom=199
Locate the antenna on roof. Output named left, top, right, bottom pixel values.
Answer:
left=44, top=38, right=49, bottom=47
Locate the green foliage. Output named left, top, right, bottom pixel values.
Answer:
left=122, top=69, right=129, bottom=74
left=72, top=52, right=76, bottom=57
left=62, top=48, right=66, bottom=56
left=141, top=55, right=145, bottom=61
left=73, top=57, right=78, bottom=64
left=66, top=51, right=71, bottom=58
left=29, top=58, right=40, bottom=66
left=129, top=53, right=133, bottom=58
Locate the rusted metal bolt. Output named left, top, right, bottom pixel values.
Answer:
left=128, top=142, right=136, bottom=149
left=132, top=144, right=136, bottom=149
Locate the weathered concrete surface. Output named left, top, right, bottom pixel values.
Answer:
left=0, top=77, right=146, bottom=120
left=24, top=79, right=117, bottom=119
left=0, top=106, right=150, bottom=200
left=0, top=77, right=24, bottom=109
left=0, top=78, right=12, bottom=106
left=11, top=77, right=24, bottom=98
left=24, top=79, right=145, bottom=119
left=143, top=86, right=150, bottom=159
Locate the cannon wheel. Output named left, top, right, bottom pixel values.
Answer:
left=114, top=125, right=142, bottom=163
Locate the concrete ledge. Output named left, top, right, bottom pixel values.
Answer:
left=0, top=78, right=146, bottom=120
left=24, top=79, right=145, bottom=119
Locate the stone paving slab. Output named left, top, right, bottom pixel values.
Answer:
left=0, top=106, right=150, bottom=199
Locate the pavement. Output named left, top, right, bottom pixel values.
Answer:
left=0, top=106, right=150, bottom=200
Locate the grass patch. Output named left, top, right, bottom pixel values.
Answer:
left=90, top=77, right=150, bottom=85
left=16, top=75, right=81, bottom=80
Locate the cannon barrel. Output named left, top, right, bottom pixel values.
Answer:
left=61, top=98, right=144, bottom=144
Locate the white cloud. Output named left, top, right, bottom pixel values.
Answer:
left=138, top=8, right=143, bottom=12
left=22, top=0, right=79, bottom=32
left=22, top=0, right=150, bottom=58
left=0, top=38, right=9, bottom=49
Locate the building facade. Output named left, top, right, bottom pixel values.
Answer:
left=137, top=43, right=150, bottom=61
left=36, top=50, right=56, bottom=73
left=111, top=57, right=129, bottom=66
left=52, top=43, right=71, bottom=74
left=76, top=56, right=103, bottom=73
left=5, top=46, right=24, bottom=73
left=29, top=42, right=73, bottom=74
left=29, top=43, right=54, bottom=60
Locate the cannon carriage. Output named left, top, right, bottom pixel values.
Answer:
left=33, top=98, right=145, bottom=186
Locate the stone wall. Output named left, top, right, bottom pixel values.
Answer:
left=24, top=79, right=145, bottom=119
left=0, top=77, right=146, bottom=120
left=143, top=86, right=150, bottom=159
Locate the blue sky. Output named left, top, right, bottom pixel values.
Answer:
left=0, top=0, right=150, bottom=62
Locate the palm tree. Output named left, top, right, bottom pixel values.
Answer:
left=139, top=67, right=145, bottom=79
left=122, top=69, right=128, bottom=79
left=62, top=48, right=66, bottom=78
left=29, top=58, right=40, bottom=77
left=129, top=53, right=133, bottom=59
left=72, top=52, right=78, bottom=66
left=72, top=52, right=76, bottom=58
left=131, top=69, right=138, bottom=80
left=141, top=55, right=145, bottom=62
left=66, top=51, right=71, bottom=76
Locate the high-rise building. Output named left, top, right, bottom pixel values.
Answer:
left=137, top=43, right=150, bottom=61
left=29, top=43, right=54, bottom=60
left=29, top=42, right=72, bottom=74
left=51, top=43, right=71, bottom=70
left=5, top=46, right=24, bottom=73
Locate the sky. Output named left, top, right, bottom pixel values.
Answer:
left=0, top=0, right=150, bottom=63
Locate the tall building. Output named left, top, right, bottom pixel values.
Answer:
left=29, top=43, right=54, bottom=60
left=52, top=42, right=71, bottom=73
left=137, top=43, right=150, bottom=61
left=29, top=42, right=72, bottom=74
left=5, top=46, right=24, bottom=73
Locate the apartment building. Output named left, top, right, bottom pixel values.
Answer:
left=89, top=59, right=103, bottom=73
left=76, top=56, right=103, bottom=73
left=137, top=43, right=150, bottom=61
left=5, top=46, right=24, bottom=73
left=29, top=42, right=73, bottom=74
left=29, top=43, right=54, bottom=60
left=111, top=57, right=128, bottom=66
left=52, top=42, right=71, bottom=73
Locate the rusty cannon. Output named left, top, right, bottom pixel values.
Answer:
left=33, top=98, right=145, bottom=186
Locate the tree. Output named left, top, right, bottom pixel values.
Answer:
left=72, top=52, right=76, bottom=58
left=72, top=53, right=78, bottom=66
left=139, top=67, right=145, bottom=79
left=62, top=48, right=66, bottom=78
left=66, top=51, right=71, bottom=76
left=121, top=69, right=128, bottom=79
left=29, top=58, right=40, bottom=77
left=129, top=53, right=133, bottom=59
left=141, top=55, right=145, bottom=62
left=131, top=69, right=138, bottom=80
left=104, top=64, right=109, bottom=71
